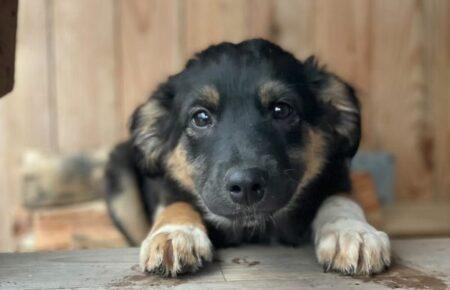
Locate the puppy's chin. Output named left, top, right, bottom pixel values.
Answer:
left=202, top=197, right=292, bottom=221
left=219, top=209, right=274, bottom=227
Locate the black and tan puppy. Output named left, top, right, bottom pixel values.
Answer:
left=105, top=39, right=390, bottom=277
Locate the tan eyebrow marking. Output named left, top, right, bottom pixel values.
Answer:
left=198, top=85, right=220, bottom=107
left=259, top=80, right=291, bottom=106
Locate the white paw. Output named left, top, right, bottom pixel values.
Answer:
left=315, top=219, right=391, bottom=275
left=139, top=224, right=213, bottom=277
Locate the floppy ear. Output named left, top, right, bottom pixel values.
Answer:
left=304, top=56, right=361, bottom=158
left=129, top=83, right=176, bottom=173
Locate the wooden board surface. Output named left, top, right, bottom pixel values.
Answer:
left=52, top=0, right=118, bottom=151
left=381, top=202, right=450, bottom=237
left=2, top=0, right=450, bottom=253
left=32, top=201, right=126, bottom=251
left=118, top=0, right=183, bottom=137
left=0, top=0, right=55, bottom=251
left=369, top=0, right=432, bottom=200
left=0, top=239, right=449, bottom=289
left=423, top=0, right=450, bottom=200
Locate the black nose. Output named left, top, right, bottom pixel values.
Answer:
left=226, top=168, right=268, bottom=206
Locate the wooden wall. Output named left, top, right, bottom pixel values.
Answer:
left=0, top=0, right=449, bottom=251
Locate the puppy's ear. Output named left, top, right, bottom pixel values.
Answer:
left=129, top=83, right=176, bottom=173
left=304, top=56, right=361, bottom=158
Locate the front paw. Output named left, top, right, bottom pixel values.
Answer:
left=315, top=219, right=391, bottom=275
left=139, top=224, right=213, bottom=277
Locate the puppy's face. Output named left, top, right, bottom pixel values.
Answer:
left=131, top=40, right=360, bottom=224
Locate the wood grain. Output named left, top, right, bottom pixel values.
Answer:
left=0, top=0, right=54, bottom=251
left=1, top=0, right=450, bottom=252
left=381, top=202, right=450, bottom=237
left=273, top=0, right=316, bottom=60
left=33, top=201, right=126, bottom=250
left=314, top=0, right=374, bottom=148
left=118, top=0, right=183, bottom=138
left=244, top=0, right=274, bottom=40
left=0, top=239, right=449, bottom=289
left=52, top=0, right=118, bottom=151
left=184, top=0, right=247, bottom=58
left=423, top=0, right=450, bottom=200
left=369, top=0, right=432, bottom=199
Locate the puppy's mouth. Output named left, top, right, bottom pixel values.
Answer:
left=199, top=177, right=295, bottom=224
left=225, top=207, right=275, bottom=226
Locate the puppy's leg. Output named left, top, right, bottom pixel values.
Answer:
left=139, top=202, right=213, bottom=277
left=313, top=195, right=390, bottom=275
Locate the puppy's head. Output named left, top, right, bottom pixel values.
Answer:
left=131, top=39, right=360, bottom=224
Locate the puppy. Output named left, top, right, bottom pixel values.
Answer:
left=105, top=39, right=391, bottom=277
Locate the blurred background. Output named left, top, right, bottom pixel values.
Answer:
left=0, top=0, right=449, bottom=252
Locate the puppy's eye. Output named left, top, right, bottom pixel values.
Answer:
left=271, top=102, right=293, bottom=120
left=192, top=110, right=212, bottom=128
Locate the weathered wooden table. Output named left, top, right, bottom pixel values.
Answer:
left=1, top=239, right=449, bottom=289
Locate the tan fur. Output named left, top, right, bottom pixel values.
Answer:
left=134, top=100, right=165, bottom=168
left=318, top=76, right=360, bottom=149
left=259, top=80, right=290, bottom=106
left=320, top=77, right=358, bottom=114
left=299, top=128, right=327, bottom=186
left=140, top=202, right=212, bottom=276
left=288, top=128, right=327, bottom=188
left=165, top=143, right=196, bottom=191
left=279, top=128, right=327, bottom=214
left=109, top=173, right=150, bottom=244
left=151, top=202, right=206, bottom=234
left=198, top=85, right=220, bottom=107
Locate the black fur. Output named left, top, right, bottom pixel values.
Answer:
left=105, top=39, right=361, bottom=247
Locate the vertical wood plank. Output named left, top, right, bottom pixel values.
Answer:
left=0, top=101, right=11, bottom=251
left=369, top=0, right=431, bottom=199
left=1, top=0, right=450, bottom=252
left=52, top=0, right=118, bottom=151
left=184, top=0, right=275, bottom=60
left=0, top=0, right=54, bottom=251
left=244, top=0, right=274, bottom=40
left=314, top=0, right=370, bottom=87
left=272, top=0, right=316, bottom=60
left=313, top=0, right=373, bottom=148
left=184, top=0, right=247, bottom=58
left=423, top=0, right=450, bottom=200
left=118, top=0, right=183, bottom=137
